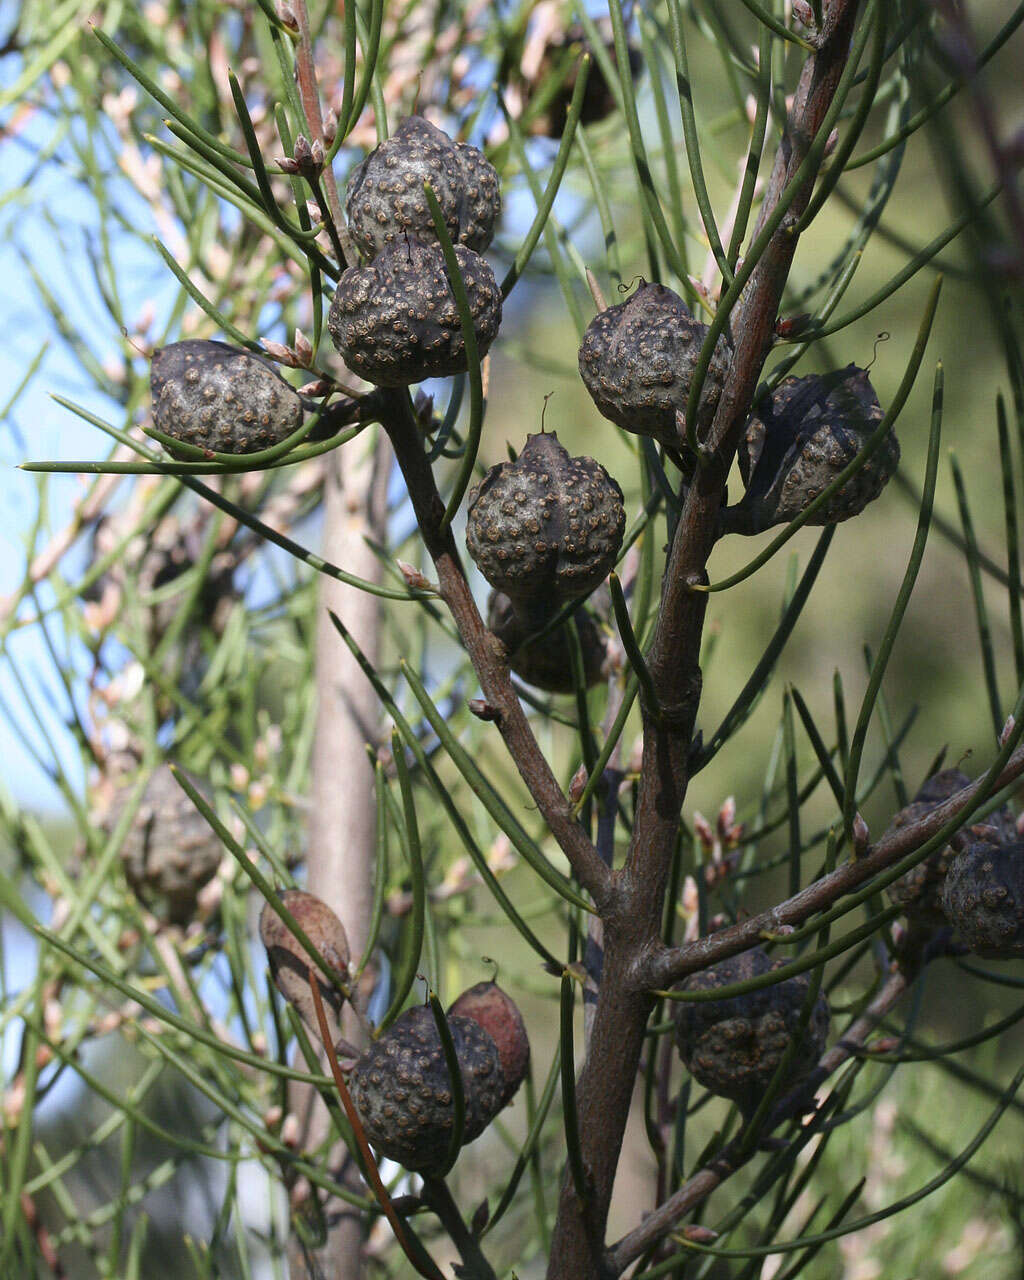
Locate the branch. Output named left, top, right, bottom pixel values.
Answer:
left=606, top=968, right=910, bottom=1273
left=545, top=5, right=888, bottom=1272
left=379, top=389, right=613, bottom=908
left=643, top=741, right=1024, bottom=990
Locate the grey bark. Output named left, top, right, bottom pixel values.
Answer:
left=288, top=431, right=390, bottom=1280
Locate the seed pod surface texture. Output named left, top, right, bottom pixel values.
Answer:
left=345, top=116, right=500, bottom=258
left=578, top=283, right=731, bottom=448
left=260, top=889, right=351, bottom=1037
left=885, top=769, right=1016, bottom=928
left=487, top=590, right=607, bottom=693
left=116, top=765, right=222, bottom=924
left=448, top=981, right=530, bottom=1108
left=328, top=239, right=502, bottom=386
left=348, top=1006, right=506, bottom=1172
left=943, top=842, right=1024, bottom=958
left=673, top=946, right=830, bottom=1114
left=466, top=432, right=625, bottom=606
left=150, top=340, right=303, bottom=455
left=736, top=365, right=898, bottom=529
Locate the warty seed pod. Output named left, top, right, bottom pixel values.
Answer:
left=886, top=769, right=1015, bottom=928
left=348, top=1005, right=506, bottom=1172
left=345, top=115, right=500, bottom=259
left=518, top=22, right=642, bottom=139
left=466, top=431, right=625, bottom=627
left=328, top=238, right=502, bottom=387
left=942, top=842, right=1024, bottom=958
left=260, top=889, right=351, bottom=1042
left=113, top=764, right=222, bottom=925
left=448, top=981, right=530, bottom=1108
left=728, top=365, right=899, bottom=533
left=487, top=590, right=608, bottom=693
left=578, top=282, right=731, bottom=451
left=150, top=340, right=303, bottom=455
left=673, top=946, right=830, bottom=1116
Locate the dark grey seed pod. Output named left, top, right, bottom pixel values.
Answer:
left=328, top=239, right=502, bottom=387
left=345, top=116, right=500, bottom=258
left=673, top=947, right=830, bottom=1116
left=886, top=769, right=1015, bottom=928
left=260, top=889, right=351, bottom=1041
left=114, top=765, right=222, bottom=925
left=943, top=842, right=1024, bottom=958
left=520, top=23, right=642, bottom=138
left=578, top=283, right=731, bottom=449
left=487, top=590, right=608, bottom=693
left=448, top=982, right=530, bottom=1109
left=731, top=365, right=899, bottom=532
left=466, top=432, right=625, bottom=616
left=150, top=340, right=303, bottom=455
left=348, top=1006, right=506, bottom=1172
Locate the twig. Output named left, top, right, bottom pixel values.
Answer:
left=378, top=388, right=613, bottom=908
left=642, top=741, right=1024, bottom=989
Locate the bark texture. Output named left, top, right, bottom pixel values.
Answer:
left=288, top=433, right=389, bottom=1280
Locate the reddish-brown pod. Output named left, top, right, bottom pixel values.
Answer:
left=448, top=981, right=530, bottom=1107
left=259, top=889, right=351, bottom=1041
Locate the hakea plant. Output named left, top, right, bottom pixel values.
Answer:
left=5, top=0, right=1024, bottom=1278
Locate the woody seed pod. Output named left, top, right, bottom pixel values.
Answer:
left=466, top=431, right=624, bottom=630
left=345, top=116, right=500, bottom=259
left=886, top=769, right=1015, bottom=928
left=942, top=842, right=1024, bottom=958
left=448, top=981, right=530, bottom=1108
left=348, top=1005, right=506, bottom=1172
left=578, top=282, right=731, bottom=450
left=673, top=946, right=830, bottom=1116
left=260, top=889, right=351, bottom=1041
left=516, top=21, right=642, bottom=139
left=328, top=238, right=502, bottom=386
left=150, top=340, right=303, bottom=455
left=729, top=365, right=899, bottom=532
left=487, top=590, right=608, bottom=693
left=114, top=765, right=223, bottom=925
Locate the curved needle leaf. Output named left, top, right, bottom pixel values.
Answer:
left=429, top=992, right=466, bottom=1176
left=423, top=182, right=484, bottom=533
left=842, top=361, right=944, bottom=832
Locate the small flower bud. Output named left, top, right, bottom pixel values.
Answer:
left=259, top=339, right=301, bottom=367
left=293, top=328, right=313, bottom=366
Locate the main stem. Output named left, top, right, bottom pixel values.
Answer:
left=546, top=4, right=864, bottom=1274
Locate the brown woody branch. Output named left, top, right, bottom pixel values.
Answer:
left=607, top=968, right=910, bottom=1273
left=379, top=388, right=613, bottom=909
left=641, top=743, right=1024, bottom=991
left=544, top=3, right=866, bottom=1275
